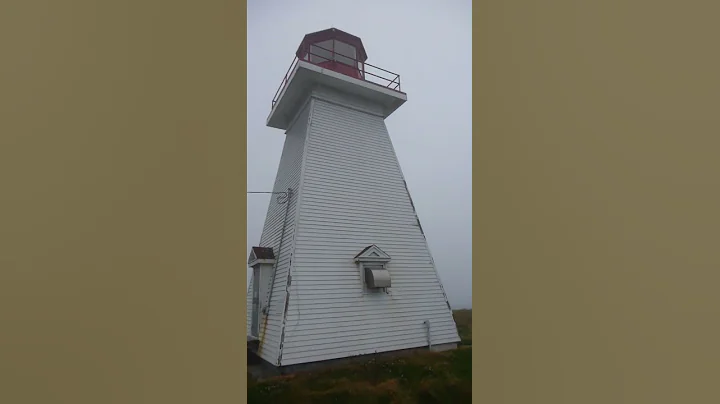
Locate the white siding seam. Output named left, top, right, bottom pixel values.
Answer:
left=251, top=100, right=311, bottom=364
left=309, top=93, right=385, bottom=119
left=277, top=97, right=314, bottom=367
left=381, top=120, right=458, bottom=327
left=311, top=86, right=385, bottom=116
left=257, top=185, right=291, bottom=354
left=245, top=276, right=252, bottom=338
left=283, top=96, right=313, bottom=136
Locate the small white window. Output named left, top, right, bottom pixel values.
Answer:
left=354, top=245, right=392, bottom=291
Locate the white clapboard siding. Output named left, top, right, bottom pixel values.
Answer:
left=246, top=101, right=310, bottom=365
left=245, top=276, right=252, bottom=334
left=276, top=90, right=460, bottom=367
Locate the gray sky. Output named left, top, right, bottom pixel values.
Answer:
left=247, top=0, right=472, bottom=309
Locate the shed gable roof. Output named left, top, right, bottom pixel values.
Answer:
left=248, top=246, right=276, bottom=266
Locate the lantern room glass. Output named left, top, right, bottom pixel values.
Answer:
left=304, top=39, right=363, bottom=78
left=308, top=40, right=333, bottom=63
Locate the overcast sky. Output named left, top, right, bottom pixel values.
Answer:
left=247, top=0, right=472, bottom=309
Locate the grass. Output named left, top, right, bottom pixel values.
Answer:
left=453, top=309, right=472, bottom=346
left=248, top=309, right=472, bottom=404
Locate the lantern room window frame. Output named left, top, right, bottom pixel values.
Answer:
left=271, top=28, right=403, bottom=110
left=301, top=39, right=365, bottom=79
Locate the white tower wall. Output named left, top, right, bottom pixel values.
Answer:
left=249, top=83, right=460, bottom=366
left=247, top=102, right=310, bottom=365
left=276, top=89, right=460, bottom=366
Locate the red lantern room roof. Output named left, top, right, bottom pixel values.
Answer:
left=295, top=28, right=368, bottom=63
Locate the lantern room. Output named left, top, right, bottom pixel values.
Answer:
left=295, top=28, right=368, bottom=80
left=267, top=28, right=407, bottom=130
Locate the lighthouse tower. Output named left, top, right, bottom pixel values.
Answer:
left=247, top=28, right=460, bottom=369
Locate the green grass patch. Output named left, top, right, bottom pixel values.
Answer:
left=248, top=310, right=472, bottom=404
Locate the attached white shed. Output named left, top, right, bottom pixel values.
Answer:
left=247, top=28, right=460, bottom=369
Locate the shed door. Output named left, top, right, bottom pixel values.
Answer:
left=251, top=267, right=260, bottom=337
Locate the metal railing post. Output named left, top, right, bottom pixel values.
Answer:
left=271, top=44, right=404, bottom=109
